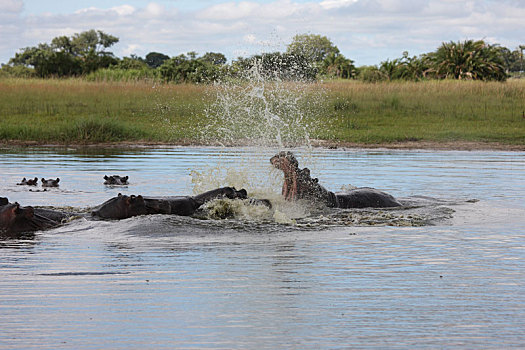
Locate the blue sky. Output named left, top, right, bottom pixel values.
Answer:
left=1, top=0, right=524, bottom=66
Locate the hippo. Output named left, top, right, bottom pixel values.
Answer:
left=270, top=151, right=402, bottom=208
left=17, top=177, right=38, bottom=186
left=41, top=178, right=60, bottom=187
left=1, top=187, right=268, bottom=237
left=0, top=197, right=70, bottom=238
left=91, top=194, right=148, bottom=220
left=92, top=187, right=255, bottom=220
left=104, top=175, right=129, bottom=185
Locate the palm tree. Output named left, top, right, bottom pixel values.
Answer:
left=321, top=52, right=356, bottom=79
left=427, top=40, right=507, bottom=81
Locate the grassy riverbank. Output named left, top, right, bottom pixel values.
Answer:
left=1, top=78, right=524, bottom=148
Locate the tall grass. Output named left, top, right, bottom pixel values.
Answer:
left=85, top=68, right=160, bottom=83
left=0, top=77, right=524, bottom=146
left=0, top=78, right=208, bottom=143
left=318, top=79, right=525, bottom=144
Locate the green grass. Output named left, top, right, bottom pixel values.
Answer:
left=318, top=79, right=525, bottom=145
left=0, top=78, right=207, bottom=143
left=1, top=77, right=524, bottom=146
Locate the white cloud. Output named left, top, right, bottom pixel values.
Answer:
left=111, top=5, right=135, bottom=16
left=0, top=0, right=524, bottom=66
left=319, top=0, right=357, bottom=10
left=75, top=4, right=135, bottom=16
left=144, top=2, right=165, bottom=17
left=0, top=0, right=23, bottom=13
left=198, top=1, right=260, bottom=20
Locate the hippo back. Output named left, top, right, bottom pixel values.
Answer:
left=34, top=208, right=73, bottom=223
left=143, top=196, right=197, bottom=216
left=335, top=187, right=402, bottom=208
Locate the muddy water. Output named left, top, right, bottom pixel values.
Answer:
left=1, top=147, right=524, bottom=349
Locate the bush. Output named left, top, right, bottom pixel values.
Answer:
left=0, top=65, right=36, bottom=78
left=356, top=66, right=387, bottom=83
left=158, top=55, right=221, bottom=83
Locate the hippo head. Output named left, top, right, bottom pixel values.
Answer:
left=0, top=202, right=38, bottom=237
left=0, top=197, right=8, bottom=206
left=17, top=177, right=38, bottom=186
left=41, top=178, right=60, bottom=187
left=270, top=151, right=299, bottom=172
left=191, top=187, right=248, bottom=208
left=92, top=193, right=147, bottom=219
left=223, top=187, right=248, bottom=200
left=104, top=175, right=129, bottom=185
left=270, top=151, right=330, bottom=203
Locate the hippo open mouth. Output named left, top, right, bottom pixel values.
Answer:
left=270, top=151, right=300, bottom=201
left=271, top=151, right=336, bottom=205
left=271, top=151, right=401, bottom=208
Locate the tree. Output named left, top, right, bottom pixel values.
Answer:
left=287, top=34, right=340, bottom=64
left=516, top=45, right=525, bottom=72
left=51, top=36, right=74, bottom=54
left=9, top=43, right=83, bottom=77
left=158, top=53, right=221, bottom=83
left=377, top=52, right=428, bottom=81
left=0, top=63, right=35, bottom=78
left=115, top=55, right=149, bottom=70
left=356, top=65, right=387, bottom=83
left=379, top=59, right=403, bottom=81
left=145, top=52, right=170, bottom=68
left=8, top=29, right=119, bottom=77
left=201, top=52, right=227, bottom=66
left=69, top=29, right=118, bottom=57
left=426, top=40, right=507, bottom=81
left=497, top=46, right=525, bottom=73
left=321, top=52, right=355, bottom=79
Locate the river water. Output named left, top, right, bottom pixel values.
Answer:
left=0, top=146, right=524, bottom=349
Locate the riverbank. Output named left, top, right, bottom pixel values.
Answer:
left=2, top=139, right=524, bottom=151
left=1, top=78, right=524, bottom=148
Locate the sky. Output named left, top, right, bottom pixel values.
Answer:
left=1, top=0, right=524, bottom=66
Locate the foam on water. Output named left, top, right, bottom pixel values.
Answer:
left=188, top=193, right=455, bottom=228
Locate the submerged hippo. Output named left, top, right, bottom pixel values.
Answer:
left=270, top=151, right=401, bottom=208
left=104, top=175, right=129, bottom=185
left=41, top=178, right=60, bottom=187
left=17, top=177, right=38, bottom=186
left=1, top=187, right=268, bottom=238
left=93, top=187, right=253, bottom=219
left=0, top=197, right=71, bottom=238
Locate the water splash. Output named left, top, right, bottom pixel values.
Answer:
left=189, top=56, right=329, bottom=216
left=200, top=57, right=328, bottom=148
left=189, top=155, right=283, bottom=196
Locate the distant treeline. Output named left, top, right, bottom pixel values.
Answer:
left=1, top=30, right=523, bottom=82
